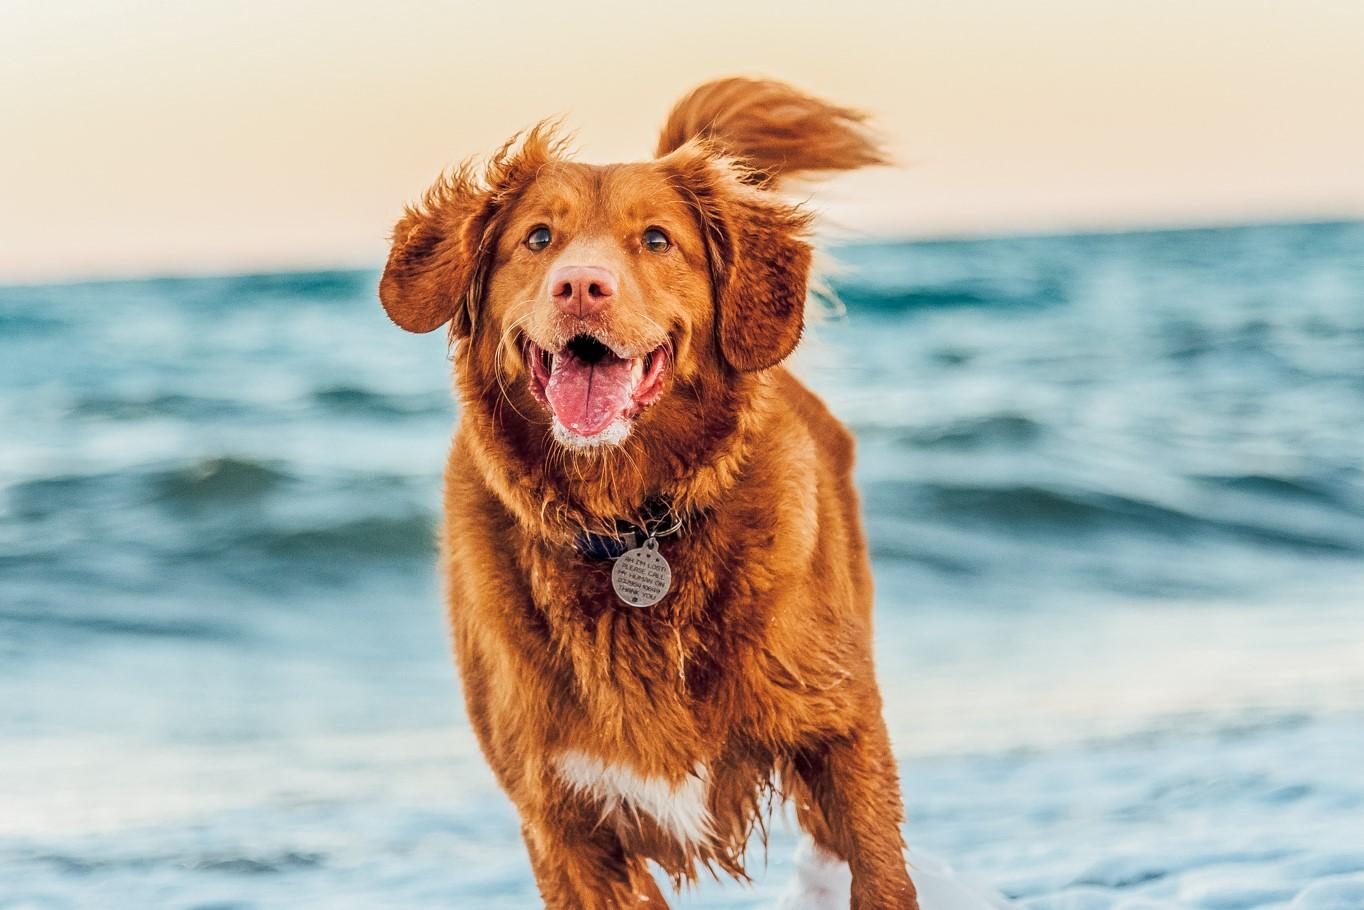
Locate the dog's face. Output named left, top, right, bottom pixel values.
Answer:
left=379, top=129, right=812, bottom=452
left=491, top=160, right=711, bottom=446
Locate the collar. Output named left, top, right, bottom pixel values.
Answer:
left=573, top=496, right=679, bottom=561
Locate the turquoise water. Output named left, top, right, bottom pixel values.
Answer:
left=3, top=221, right=1364, bottom=908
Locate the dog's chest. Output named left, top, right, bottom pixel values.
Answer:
left=553, top=750, right=713, bottom=849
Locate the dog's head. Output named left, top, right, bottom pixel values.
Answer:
left=379, top=127, right=812, bottom=450
left=378, top=79, right=881, bottom=525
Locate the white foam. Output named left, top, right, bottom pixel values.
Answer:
left=777, top=836, right=852, bottom=909
left=775, top=835, right=1013, bottom=910
left=907, top=850, right=1013, bottom=909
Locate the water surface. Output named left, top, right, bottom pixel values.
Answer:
left=3, top=221, right=1364, bottom=908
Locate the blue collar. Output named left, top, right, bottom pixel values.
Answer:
left=574, top=525, right=643, bottom=560
left=572, top=497, right=677, bottom=561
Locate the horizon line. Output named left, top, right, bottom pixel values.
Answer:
left=3, top=214, right=1359, bottom=291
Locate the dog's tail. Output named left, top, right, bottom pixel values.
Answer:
left=655, top=77, right=887, bottom=185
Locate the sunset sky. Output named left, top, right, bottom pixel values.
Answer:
left=3, top=0, right=1363, bottom=283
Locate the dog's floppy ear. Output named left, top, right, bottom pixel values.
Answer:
left=665, top=144, right=814, bottom=372
left=379, top=170, right=491, bottom=336
left=711, top=190, right=813, bottom=371
left=379, top=124, right=565, bottom=336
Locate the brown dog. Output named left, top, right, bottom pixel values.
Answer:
left=378, top=77, right=917, bottom=909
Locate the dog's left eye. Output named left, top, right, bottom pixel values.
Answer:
left=526, top=226, right=552, bottom=252
left=642, top=227, right=671, bottom=253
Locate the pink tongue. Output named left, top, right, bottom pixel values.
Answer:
left=544, top=351, right=637, bottom=436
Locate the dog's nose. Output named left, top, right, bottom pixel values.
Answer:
left=549, top=266, right=616, bottom=316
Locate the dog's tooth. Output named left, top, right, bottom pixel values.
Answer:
left=631, top=358, right=644, bottom=382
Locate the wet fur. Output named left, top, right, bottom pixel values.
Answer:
left=379, top=77, right=916, bottom=909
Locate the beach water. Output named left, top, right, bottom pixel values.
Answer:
left=3, top=221, right=1363, bottom=908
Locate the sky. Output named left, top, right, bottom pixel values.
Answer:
left=2, top=0, right=1363, bottom=283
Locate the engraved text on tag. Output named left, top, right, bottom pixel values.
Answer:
left=610, top=538, right=671, bottom=607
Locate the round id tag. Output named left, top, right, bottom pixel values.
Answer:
left=610, top=537, right=672, bottom=607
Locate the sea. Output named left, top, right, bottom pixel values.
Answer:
left=2, top=220, right=1363, bottom=909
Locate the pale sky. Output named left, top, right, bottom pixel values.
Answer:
left=2, top=0, right=1362, bottom=283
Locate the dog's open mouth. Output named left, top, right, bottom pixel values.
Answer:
left=526, top=334, right=670, bottom=443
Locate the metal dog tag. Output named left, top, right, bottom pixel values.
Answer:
left=610, top=537, right=671, bottom=607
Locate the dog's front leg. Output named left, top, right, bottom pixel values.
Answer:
left=793, top=716, right=919, bottom=910
left=521, top=816, right=670, bottom=910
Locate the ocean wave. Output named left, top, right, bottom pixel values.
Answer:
left=858, top=414, right=1045, bottom=450
left=6, top=472, right=127, bottom=520
left=132, top=269, right=375, bottom=305
left=3, top=457, right=438, bottom=589
left=150, top=457, right=292, bottom=505
left=832, top=281, right=1060, bottom=313
left=1194, top=472, right=1361, bottom=513
left=0, top=607, right=240, bottom=642
left=218, top=269, right=374, bottom=300
left=0, top=308, right=66, bottom=334
left=65, top=386, right=449, bottom=423
left=863, top=480, right=1364, bottom=554
left=251, top=513, right=436, bottom=559
left=69, top=392, right=250, bottom=421
left=310, top=384, right=450, bottom=417
left=20, top=848, right=325, bottom=877
left=6, top=458, right=294, bottom=518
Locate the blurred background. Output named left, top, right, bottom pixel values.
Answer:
left=3, top=2, right=1363, bottom=908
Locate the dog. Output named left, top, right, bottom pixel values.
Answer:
left=378, top=77, right=918, bottom=909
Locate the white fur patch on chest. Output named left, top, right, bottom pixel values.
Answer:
left=554, top=750, right=712, bottom=848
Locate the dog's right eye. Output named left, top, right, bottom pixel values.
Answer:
left=526, top=226, right=552, bottom=252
